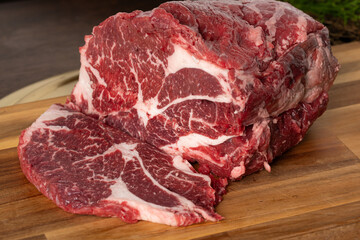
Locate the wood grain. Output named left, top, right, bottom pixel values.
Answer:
left=0, top=70, right=78, bottom=108
left=0, top=42, right=359, bottom=240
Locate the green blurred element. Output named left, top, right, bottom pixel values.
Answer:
left=283, top=0, right=360, bottom=25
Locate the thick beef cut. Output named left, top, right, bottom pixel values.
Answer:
left=18, top=104, right=221, bottom=226
left=69, top=0, right=339, bottom=180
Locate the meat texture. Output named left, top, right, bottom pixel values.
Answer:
left=18, top=104, right=221, bottom=226
left=69, top=0, right=339, bottom=180
left=18, top=0, right=339, bottom=227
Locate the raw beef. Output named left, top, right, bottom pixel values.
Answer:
left=69, top=0, right=339, bottom=180
left=18, top=104, right=221, bottom=226
left=18, top=0, right=340, bottom=227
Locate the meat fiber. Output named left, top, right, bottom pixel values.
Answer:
left=18, top=0, right=339, bottom=226
left=18, top=104, right=221, bottom=226
left=69, top=0, right=339, bottom=180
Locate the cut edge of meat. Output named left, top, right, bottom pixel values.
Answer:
left=17, top=104, right=223, bottom=226
left=18, top=0, right=340, bottom=227
left=69, top=0, right=339, bottom=181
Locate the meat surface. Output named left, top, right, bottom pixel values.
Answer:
left=18, top=0, right=339, bottom=227
left=18, top=104, right=221, bottom=226
left=69, top=0, right=339, bottom=180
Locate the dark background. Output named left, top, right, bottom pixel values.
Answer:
left=0, top=0, right=168, bottom=99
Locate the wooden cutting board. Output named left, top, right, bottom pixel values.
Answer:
left=1, top=42, right=360, bottom=240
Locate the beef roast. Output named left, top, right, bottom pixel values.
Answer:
left=18, top=0, right=339, bottom=226
left=69, top=0, right=339, bottom=179
left=18, top=104, right=221, bottom=226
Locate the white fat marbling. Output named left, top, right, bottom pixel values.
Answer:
left=230, top=161, right=245, bottom=179
left=247, top=26, right=264, bottom=46
left=106, top=141, right=217, bottom=225
left=162, top=133, right=235, bottom=153
left=166, top=44, right=230, bottom=89
left=133, top=44, right=237, bottom=126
